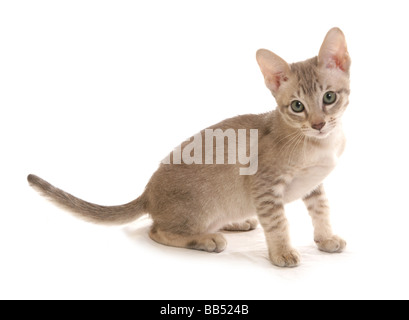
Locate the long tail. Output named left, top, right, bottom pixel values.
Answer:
left=27, top=174, right=148, bottom=225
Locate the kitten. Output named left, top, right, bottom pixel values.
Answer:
left=28, top=27, right=350, bottom=267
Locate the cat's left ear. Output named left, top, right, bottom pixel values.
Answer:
left=318, top=28, right=351, bottom=73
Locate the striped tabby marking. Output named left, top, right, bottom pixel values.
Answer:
left=303, top=185, right=346, bottom=253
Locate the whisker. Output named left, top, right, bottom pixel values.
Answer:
left=277, top=131, right=303, bottom=155
left=288, top=133, right=304, bottom=165
left=302, top=134, right=307, bottom=163
left=272, top=130, right=300, bottom=146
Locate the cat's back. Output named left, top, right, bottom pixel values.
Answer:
left=206, top=112, right=271, bottom=132
left=144, top=112, right=271, bottom=215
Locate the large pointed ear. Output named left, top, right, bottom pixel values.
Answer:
left=318, top=27, right=351, bottom=73
left=256, top=49, right=290, bottom=95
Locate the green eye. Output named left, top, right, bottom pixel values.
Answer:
left=290, top=100, right=305, bottom=113
left=323, top=91, right=337, bottom=105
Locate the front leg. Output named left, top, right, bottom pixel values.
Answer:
left=303, top=185, right=346, bottom=253
left=254, top=177, right=300, bottom=267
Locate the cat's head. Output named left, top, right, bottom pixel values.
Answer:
left=256, top=28, right=351, bottom=139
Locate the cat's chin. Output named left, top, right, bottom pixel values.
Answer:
left=303, top=130, right=332, bottom=140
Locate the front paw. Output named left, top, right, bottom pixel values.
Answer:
left=269, top=248, right=301, bottom=268
left=315, top=235, right=346, bottom=253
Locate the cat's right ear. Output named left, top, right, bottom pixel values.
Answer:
left=256, top=49, right=290, bottom=95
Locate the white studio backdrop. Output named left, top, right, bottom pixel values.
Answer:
left=1, top=0, right=408, bottom=300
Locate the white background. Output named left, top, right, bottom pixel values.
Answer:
left=1, top=0, right=409, bottom=300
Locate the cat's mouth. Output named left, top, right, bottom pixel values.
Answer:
left=316, top=131, right=332, bottom=139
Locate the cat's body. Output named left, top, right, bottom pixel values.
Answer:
left=28, top=28, right=351, bottom=267
left=146, top=110, right=345, bottom=231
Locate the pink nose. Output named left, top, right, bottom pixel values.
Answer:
left=311, top=122, right=326, bottom=131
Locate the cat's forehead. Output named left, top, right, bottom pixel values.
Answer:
left=290, top=57, right=320, bottom=96
left=289, top=57, right=349, bottom=97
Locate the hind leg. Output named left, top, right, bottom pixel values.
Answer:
left=149, top=225, right=227, bottom=253
left=223, top=218, right=258, bottom=232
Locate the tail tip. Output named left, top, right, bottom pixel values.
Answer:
left=27, top=174, right=39, bottom=185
